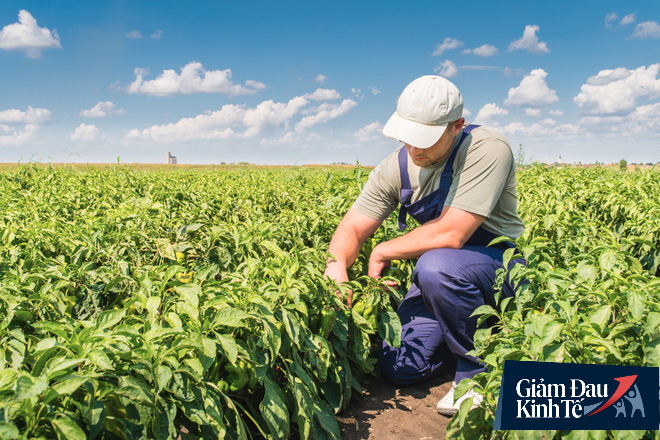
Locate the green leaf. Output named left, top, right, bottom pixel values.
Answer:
left=212, top=307, right=250, bottom=328
left=51, top=417, right=86, bottom=440
left=588, top=305, right=611, bottom=328
left=644, top=312, right=660, bottom=336
left=153, top=397, right=177, bottom=440
left=643, top=337, right=660, bottom=367
left=260, top=376, right=290, bottom=440
left=0, top=422, right=19, bottom=440
left=611, top=431, right=646, bottom=440
left=216, top=334, right=238, bottom=365
left=95, top=309, right=126, bottom=331
left=627, top=292, right=645, bottom=320
left=378, top=310, right=401, bottom=349
left=599, top=249, right=617, bottom=270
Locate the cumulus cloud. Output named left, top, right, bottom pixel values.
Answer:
left=71, top=123, right=99, bottom=142
left=508, top=25, right=549, bottom=54
left=151, top=30, right=163, bottom=39
left=573, top=64, right=660, bottom=114
left=354, top=122, right=383, bottom=142
left=126, top=96, right=313, bottom=143
left=125, top=62, right=266, bottom=96
left=525, top=108, right=541, bottom=117
left=503, top=121, right=582, bottom=138
left=126, top=30, right=142, bottom=39
left=0, top=106, right=51, bottom=124
left=474, top=103, right=509, bottom=126
left=504, top=69, right=558, bottom=107
left=0, top=10, right=61, bottom=58
left=296, top=99, right=358, bottom=132
left=462, top=108, right=472, bottom=119
left=549, top=109, right=564, bottom=116
left=463, top=44, right=498, bottom=57
left=632, top=21, right=660, bottom=39
left=79, top=101, right=126, bottom=118
left=620, top=14, right=636, bottom=26
left=434, top=60, right=458, bottom=78
left=432, top=38, right=463, bottom=56
left=316, top=74, right=328, bottom=84
left=605, top=12, right=619, bottom=28
left=305, top=88, right=341, bottom=101
left=0, top=124, right=39, bottom=146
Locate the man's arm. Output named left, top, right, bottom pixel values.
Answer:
left=368, top=205, right=485, bottom=279
left=324, top=207, right=383, bottom=283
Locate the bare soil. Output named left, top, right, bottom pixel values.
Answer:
left=338, top=374, right=455, bottom=440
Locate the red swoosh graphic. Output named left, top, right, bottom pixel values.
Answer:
left=587, top=375, right=637, bottom=416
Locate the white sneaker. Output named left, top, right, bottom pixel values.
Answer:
left=436, top=381, right=483, bottom=416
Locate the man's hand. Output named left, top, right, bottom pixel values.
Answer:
left=367, top=244, right=399, bottom=291
left=367, top=244, right=389, bottom=279
left=324, top=260, right=353, bottom=306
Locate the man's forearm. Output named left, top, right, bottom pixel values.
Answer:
left=326, top=221, right=363, bottom=268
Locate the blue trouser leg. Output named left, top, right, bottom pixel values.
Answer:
left=380, top=245, right=519, bottom=385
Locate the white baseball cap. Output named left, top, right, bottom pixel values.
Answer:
left=383, top=75, right=463, bottom=149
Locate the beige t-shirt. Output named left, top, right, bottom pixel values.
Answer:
left=353, top=125, right=524, bottom=239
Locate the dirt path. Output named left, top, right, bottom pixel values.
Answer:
left=338, top=374, right=455, bottom=440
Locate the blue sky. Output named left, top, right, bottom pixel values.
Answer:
left=1, top=1, right=659, bottom=165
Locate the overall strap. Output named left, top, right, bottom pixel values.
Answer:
left=397, top=146, right=413, bottom=230
left=397, top=124, right=480, bottom=231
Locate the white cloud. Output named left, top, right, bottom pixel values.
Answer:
left=125, top=62, right=267, bottom=96
left=628, top=103, right=660, bottom=133
left=242, top=97, right=309, bottom=136
left=573, top=64, right=660, bottom=114
left=305, top=88, right=341, bottom=101
left=126, top=30, right=142, bottom=39
left=316, top=74, right=328, bottom=84
left=151, top=30, right=163, bottom=39
left=632, top=21, right=660, bottom=39
left=503, top=121, right=582, bottom=138
left=474, top=103, right=509, bottom=126
left=508, top=25, right=549, bottom=54
left=79, top=101, right=126, bottom=118
left=351, top=88, right=363, bottom=100
left=354, top=122, right=383, bottom=142
left=71, top=123, right=99, bottom=142
left=126, top=96, right=312, bottom=143
left=549, top=109, right=564, bottom=116
left=462, top=108, right=472, bottom=119
left=0, top=124, right=39, bottom=146
left=525, top=108, right=541, bottom=117
left=605, top=12, right=619, bottom=28
left=504, top=69, right=558, bottom=107
left=620, top=14, right=636, bottom=26
left=296, top=99, right=358, bottom=132
left=0, top=10, right=61, bottom=58
left=0, top=106, right=51, bottom=124
left=463, top=44, right=498, bottom=57
left=434, top=60, right=458, bottom=78
left=539, top=118, right=557, bottom=126
left=369, top=86, right=381, bottom=95
left=432, top=38, right=463, bottom=56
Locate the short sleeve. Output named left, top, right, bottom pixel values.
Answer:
left=352, top=150, right=401, bottom=221
left=445, top=131, right=515, bottom=217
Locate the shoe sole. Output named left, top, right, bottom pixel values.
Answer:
left=437, top=408, right=457, bottom=416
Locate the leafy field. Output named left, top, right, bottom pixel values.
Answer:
left=0, top=164, right=658, bottom=439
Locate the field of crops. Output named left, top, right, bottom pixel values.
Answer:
left=0, top=164, right=658, bottom=440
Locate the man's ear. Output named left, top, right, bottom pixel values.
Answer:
left=452, top=118, right=466, bottom=136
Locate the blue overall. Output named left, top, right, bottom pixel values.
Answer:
left=379, top=125, right=521, bottom=386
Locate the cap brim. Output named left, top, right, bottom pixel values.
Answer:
left=382, top=111, right=447, bottom=149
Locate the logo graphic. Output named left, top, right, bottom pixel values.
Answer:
left=494, top=361, right=659, bottom=430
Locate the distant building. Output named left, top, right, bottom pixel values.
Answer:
left=166, top=151, right=177, bottom=164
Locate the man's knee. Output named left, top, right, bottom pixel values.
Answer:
left=379, top=344, right=427, bottom=386
left=414, top=249, right=458, bottom=286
